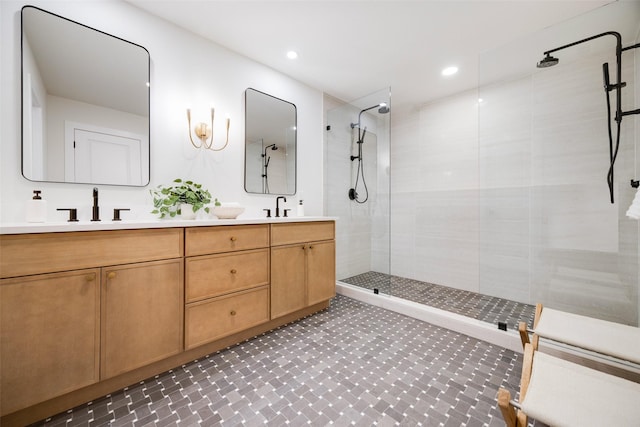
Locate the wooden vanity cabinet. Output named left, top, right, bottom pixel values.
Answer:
left=270, top=222, right=336, bottom=318
left=0, top=228, right=183, bottom=416
left=184, top=224, right=270, bottom=349
left=0, top=220, right=335, bottom=426
left=101, top=259, right=183, bottom=379
left=0, top=269, right=100, bottom=416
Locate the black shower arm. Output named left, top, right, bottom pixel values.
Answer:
left=543, top=31, right=621, bottom=57
left=545, top=31, right=640, bottom=122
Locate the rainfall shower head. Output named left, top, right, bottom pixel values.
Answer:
left=262, top=144, right=277, bottom=157
left=350, top=103, right=390, bottom=128
left=378, top=103, right=390, bottom=114
left=537, top=54, right=559, bottom=68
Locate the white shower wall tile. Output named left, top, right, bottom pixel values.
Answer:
left=478, top=187, right=530, bottom=302
left=479, top=77, right=532, bottom=189
left=390, top=107, right=421, bottom=192
left=530, top=184, right=618, bottom=252
left=479, top=250, right=530, bottom=303
left=530, top=245, right=637, bottom=324
left=413, top=237, right=479, bottom=293
left=414, top=189, right=479, bottom=242
left=389, top=194, right=417, bottom=279
left=417, top=92, right=479, bottom=191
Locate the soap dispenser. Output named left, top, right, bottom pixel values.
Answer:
left=26, top=190, right=47, bottom=223
left=297, top=200, right=305, bottom=217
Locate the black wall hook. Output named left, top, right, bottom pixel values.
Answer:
left=631, top=179, right=639, bottom=188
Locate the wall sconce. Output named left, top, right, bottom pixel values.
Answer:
left=186, top=108, right=230, bottom=151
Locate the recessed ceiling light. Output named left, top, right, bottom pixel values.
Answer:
left=287, top=51, right=298, bottom=59
left=441, top=66, right=458, bottom=76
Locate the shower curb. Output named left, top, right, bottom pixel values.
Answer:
left=336, top=281, right=523, bottom=353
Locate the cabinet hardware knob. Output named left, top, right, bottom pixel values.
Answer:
left=230, top=236, right=237, bottom=242
left=85, top=275, right=95, bottom=282
left=309, top=245, right=314, bottom=250
left=230, top=269, right=237, bottom=274
left=107, top=272, right=116, bottom=280
left=302, top=244, right=307, bottom=250
left=230, top=310, right=236, bottom=316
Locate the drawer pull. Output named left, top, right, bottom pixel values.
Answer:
left=85, top=275, right=95, bottom=282
left=230, top=236, right=237, bottom=242
left=230, top=310, right=236, bottom=316
left=230, top=269, right=237, bottom=274
left=107, top=272, right=117, bottom=280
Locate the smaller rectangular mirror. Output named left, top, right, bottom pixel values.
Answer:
left=244, top=88, right=296, bottom=195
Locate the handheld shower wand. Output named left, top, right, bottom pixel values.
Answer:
left=348, top=103, right=389, bottom=203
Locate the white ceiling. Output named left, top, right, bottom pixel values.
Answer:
left=126, top=0, right=638, bottom=107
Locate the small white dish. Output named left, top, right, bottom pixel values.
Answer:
left=213, top=206, right=245, bottom=219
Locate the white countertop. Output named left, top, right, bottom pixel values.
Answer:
left=0, top=216, right=337, bottom=235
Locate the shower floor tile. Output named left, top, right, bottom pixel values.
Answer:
left=340, top=271, right=536, bottom=330
left=32, top=295, right=531, bottom=427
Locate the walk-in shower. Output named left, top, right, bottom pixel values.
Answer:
left=326, top=1, right=639, bottom=337
left=348, top=103, right=389, bottom=203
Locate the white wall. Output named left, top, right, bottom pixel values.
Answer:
left=1, top=0, right=323, bottom=223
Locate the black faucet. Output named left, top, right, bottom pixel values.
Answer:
left=275, top=196, right=287, bottom=218
left=91, top=187, right=100, bottom=222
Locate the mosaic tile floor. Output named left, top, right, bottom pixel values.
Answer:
left=34, top=295, right=527, bottom=427
left=340, top=272, right=537, bottom=331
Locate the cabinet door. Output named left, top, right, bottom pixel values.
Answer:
left=307, top=240, right=336, bottom=306
left=101, top=259, right=183, bottom=379
left=271, top=244, right=306, bottom=318
left=0, top=269, right=100, bottom=416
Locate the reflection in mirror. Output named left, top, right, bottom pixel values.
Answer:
left=244, top=88, right=296, bottom=195
left=21, top=6, right=150, bottom=186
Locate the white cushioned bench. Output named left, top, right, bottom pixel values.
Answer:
left=498, top=343, right=640, bottom=427
left=518, top=303, right=640, bottom=365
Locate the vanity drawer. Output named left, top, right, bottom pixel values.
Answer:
left=185, top=224, right=269, bottom=256
left=184, top=286, right=269, bottom=349
left=0, top=228, right=183, bottom=279
left=271, top=221, right=335, bottom=246
left=185, top=249, right=269, bottom=302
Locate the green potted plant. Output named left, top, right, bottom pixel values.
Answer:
left=150, top=179, right=216, bottom=219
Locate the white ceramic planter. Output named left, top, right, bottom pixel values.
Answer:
left=178, top=203, right=197, bottom=220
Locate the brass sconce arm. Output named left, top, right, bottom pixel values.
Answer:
left=187, top=107, right=230, bottom=151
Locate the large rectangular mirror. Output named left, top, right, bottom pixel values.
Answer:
left=244, top=88, right=296, bottom=195
left=21, top=6, right=150, bottom=186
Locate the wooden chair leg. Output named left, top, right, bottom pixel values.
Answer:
left=533, top=303, right=543, bottom=328
left=497, top=388, right=517, bottom=427
left=518, top=321, right=530, bottom=348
